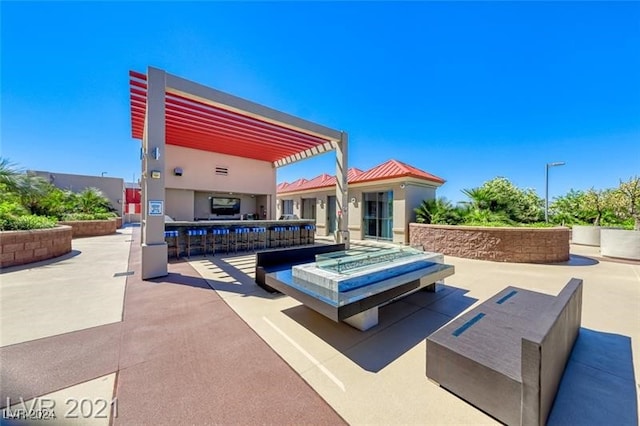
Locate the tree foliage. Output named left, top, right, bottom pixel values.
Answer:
left=610, top=176, right=640, bottom=230
left=0, top=157, right=116, bottom=230
left=461, top=177, right=543, bottom=224
left=414, top=198, right=463, bottom=225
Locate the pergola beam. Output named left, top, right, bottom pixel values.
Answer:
left=273, top=141, right=334, bottom=167
left=165, top=72, right=342, bottom=142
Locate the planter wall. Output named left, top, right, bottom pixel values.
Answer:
left=409, top=223, right=570, bottom=263
left=57, top=219, right=117, bottom=238
left=571, top=225, right=608, bottom=246
left=0, top=225, right=73, bottom=268
left=600, top=229, right=640, bottom=261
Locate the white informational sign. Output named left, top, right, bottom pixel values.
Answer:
left=148, top=200, right=164, bottom=216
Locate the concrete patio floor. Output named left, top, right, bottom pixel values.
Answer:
left=1, top=227, right=639, bottom=424
left=189, top=241, right=640, bottom=425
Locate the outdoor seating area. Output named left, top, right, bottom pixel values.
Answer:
left=1, top=227, right=638, bottom=425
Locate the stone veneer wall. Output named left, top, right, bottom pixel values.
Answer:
left=57, top=219, right=117, bottom=238
left=1, top=225, right=73, bottom=268
left=409, top=224, right=570, bottom=263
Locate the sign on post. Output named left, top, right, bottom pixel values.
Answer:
left=148, top=200, right=164, bottom=216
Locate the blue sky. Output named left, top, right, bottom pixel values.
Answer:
left=2, top=2, right=638, bottom=203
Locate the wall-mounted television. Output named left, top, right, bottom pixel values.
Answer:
left=211, top=197, right=241, bottom=216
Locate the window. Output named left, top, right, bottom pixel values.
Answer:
left=282, top=199, right=294, bottom=215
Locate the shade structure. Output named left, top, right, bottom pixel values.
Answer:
left=131, top=67, right=350, bottom=280
left=129, top=70, right=341, bottom=166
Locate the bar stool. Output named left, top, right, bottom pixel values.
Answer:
left=267, top=226, right=281, bottom=248
left=164, top=230, right=180, bottom=259
left=210, top=228, right=229, bottom=255
left=252, top=227, right=267, bottom=251
left=303, top=224, right=316, bottom=245
left=277, top=226, right=287, bottom=247
left=186, top=229, right=207, bottom=258
left=288, top=225, right=300, bottom=246
left=232, top=227, right=249, bottom=253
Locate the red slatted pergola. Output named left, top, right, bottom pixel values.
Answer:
left=129, top=70, right=340, bottom=166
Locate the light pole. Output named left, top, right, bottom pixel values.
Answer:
left=545, top=162, right=565, bottom=222
left=101, top=172, right=107, bottom=177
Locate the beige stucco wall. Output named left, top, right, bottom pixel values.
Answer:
left=30, top=171, right=125, bottom=217
left=162, top=145, right=277, bottom=219
left=164, top=145, right=276, bottom=194
left=404, top=183, right=437, bottom=237
left=277, top=178, right=440, bottom=243
left=165, top=188, right=195, bottom=221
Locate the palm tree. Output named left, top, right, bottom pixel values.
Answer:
left=461, top=187, right=495, bottom=211
left=415, top=198, right=460, bottom=224
left=0, top=157, right=21, bottom=191
left=13, top=174, right=50, bottom=214
left=76, top=187, right=111, bottom=213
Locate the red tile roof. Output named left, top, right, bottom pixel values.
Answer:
left=278, top=160, right=444, bottom=194
left=352, top=159, right=444, bottom=184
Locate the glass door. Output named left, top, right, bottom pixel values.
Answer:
left=301, top=198, right=316, bottom=220
left=363, top=191, right=393, bottom=240
left=327, top=196, right=337, bottom=233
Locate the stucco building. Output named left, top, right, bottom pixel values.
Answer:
left=277, top=159, right=444, bottom=243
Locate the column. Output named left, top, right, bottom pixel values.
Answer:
left=141, top=66, right=168, bottom=279
left=335, top=131, right=349, bottom=249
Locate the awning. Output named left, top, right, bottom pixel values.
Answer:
left=129, top=70, right=342, bottom=167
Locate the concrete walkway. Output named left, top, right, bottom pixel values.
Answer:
left=0, top=229, right=131, bottom=347
left=0, top=226, right=344, bottom=425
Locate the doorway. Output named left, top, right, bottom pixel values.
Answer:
left=301, top=198, right=316, bottom=220
left=363, top=191, right=393, bottom=240
left=327, top=195, right=337, bottom=234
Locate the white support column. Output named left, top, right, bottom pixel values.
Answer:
left=335, top=131, right=349, bottom=249
left=141, top=67, right=168, bottom=279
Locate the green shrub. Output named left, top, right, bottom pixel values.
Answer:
left=0, top=214, right=56, bottom=231
left=61, top=212, right=116, bottom=221
left=0, top=199, right=28, bottom=217
left=461, top=178, right=544, bottom=224
left=414, top=198, right=464, bottom=225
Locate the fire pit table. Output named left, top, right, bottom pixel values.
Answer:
left=265, top=246, right=455, bottom=330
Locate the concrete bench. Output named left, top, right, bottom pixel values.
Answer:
left=255, top=244, right=345, bottom=293
left=426, top=278, right=583, bottom=426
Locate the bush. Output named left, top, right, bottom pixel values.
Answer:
left=414, top=198, right=464, bottom=225
left=0, top=199, right=28, bottom=217
left=0, top=214, right=56, bottom=231
left=461, top=177, right=543, bottom=224
left=61, top=212, right=116, bottom=221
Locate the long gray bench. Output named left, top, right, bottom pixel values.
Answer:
left=426, top=278, right=583, bottom=426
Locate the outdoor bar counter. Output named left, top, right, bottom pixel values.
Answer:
left=164, top=219, right=316, bottom=256
left=165, top=219, right=314, bottom=227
